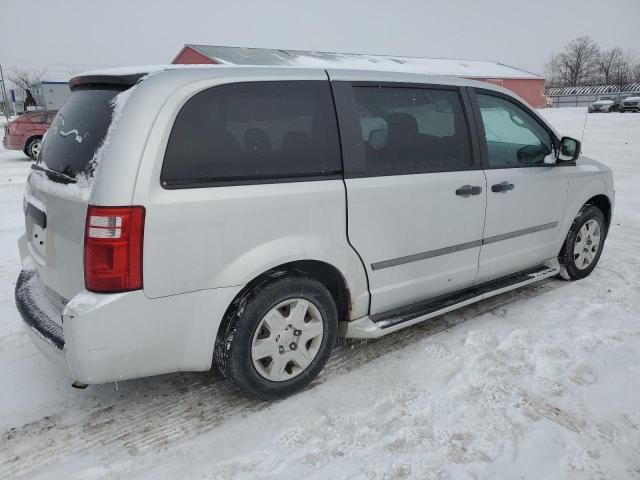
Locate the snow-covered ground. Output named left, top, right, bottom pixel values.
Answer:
left=1, top=109, right=639, bottom=479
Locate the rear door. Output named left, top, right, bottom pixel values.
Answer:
left=332, top=79, right=487, bottom=314
left=469, top=88, right=569, bottom=283
left=24, top=87, right=125, bottom=301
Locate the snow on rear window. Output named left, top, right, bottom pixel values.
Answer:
left=39, top=88, right=123, bottom=178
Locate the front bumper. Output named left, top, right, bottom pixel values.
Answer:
left=15, top=267, right=242, bottom=385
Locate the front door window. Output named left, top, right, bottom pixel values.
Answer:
left=477, top=93, right=552, bottom=168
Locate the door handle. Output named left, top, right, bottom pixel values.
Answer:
left=455, top=185, right=483, bottom=197
left=491, top=181, right=515, bottom=193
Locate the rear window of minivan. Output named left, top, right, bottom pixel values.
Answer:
left=161, top=81, right=342, bottom=187
left=40, top=87, right=122, bottom=177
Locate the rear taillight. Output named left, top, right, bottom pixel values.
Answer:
left=84, top=206, right=145, bottom=293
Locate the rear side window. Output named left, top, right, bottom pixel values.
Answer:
left=353, top=86, right=472, bottom=176
left=40, top=88, right=122, bottom=177
left=161, top=81, right=342, bottom=187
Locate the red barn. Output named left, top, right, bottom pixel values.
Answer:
left=173, top=44, right=546, bottom=108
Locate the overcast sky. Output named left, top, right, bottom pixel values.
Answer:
left=1, top=0, right=639, bottom=80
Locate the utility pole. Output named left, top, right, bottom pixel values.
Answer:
left=0, top=63, right=11, bottom=121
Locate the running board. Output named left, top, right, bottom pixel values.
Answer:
left=339, top=263, right=560, bottom=339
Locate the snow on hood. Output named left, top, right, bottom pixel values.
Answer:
left=593, top=100, right=614, bottom=105
left=623, top=96, right=640, bottom=102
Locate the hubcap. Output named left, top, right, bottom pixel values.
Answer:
left=251, top=298, right=324, bottom=382
left=573, top=219, right=601, bottom=270
left=30, top=139, right=42, bottom=158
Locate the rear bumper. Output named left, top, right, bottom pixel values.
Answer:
left=2, top=132, right=24, bottom=150
left=15, top=270, right=64, bottom=349
left=15, top=268, right=242, bottom=385
left=15, top=270, right=69, bottom=374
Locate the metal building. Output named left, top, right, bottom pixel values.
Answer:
left=32, top=81, right=71, bottom=110
left=172, top=44, right=547, bottom=108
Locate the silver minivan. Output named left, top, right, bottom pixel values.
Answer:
left=16, top=66, right=614, bottom=399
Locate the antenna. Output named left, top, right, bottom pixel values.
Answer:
left=580, top=106, right=589, bottom=143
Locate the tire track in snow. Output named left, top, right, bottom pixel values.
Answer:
left=0, top=278, right=563, bottom=478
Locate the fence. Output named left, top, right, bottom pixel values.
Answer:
left=546, top=83, right=640, bottom=108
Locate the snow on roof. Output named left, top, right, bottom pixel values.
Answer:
left=78, top=65, right=174, bottom=77
left=183, top=44, right=543, bottom=80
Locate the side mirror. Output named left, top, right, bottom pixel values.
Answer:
left=558, top=137, right=581, bottom=162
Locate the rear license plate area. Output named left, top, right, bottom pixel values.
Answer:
left=26, top=202, right=48, bottom=263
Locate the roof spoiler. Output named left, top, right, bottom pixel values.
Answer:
left=69, top=73, right=147, bottom=90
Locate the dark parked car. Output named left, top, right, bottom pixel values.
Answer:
left=2, top=111, right=57, bottom=159
left=619, top=96, right=640, bottom=113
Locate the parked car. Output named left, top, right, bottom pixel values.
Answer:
left=619, top=96, right=640, bottom=112
left=588, top=97, right=618, bottom=113
left=2, top=110, right=57, bottom=159
left=15, top=66, right=614, bottom=399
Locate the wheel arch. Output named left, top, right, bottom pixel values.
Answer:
left=219, top=260, right=352, bottom=335
left=585, top=194, right=612, bottom=230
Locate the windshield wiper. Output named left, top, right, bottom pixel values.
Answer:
left=31, top=163, right=77, bottom=184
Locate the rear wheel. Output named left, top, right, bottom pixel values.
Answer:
left=25, top=137, right=42, bottom=160
left=559, top=205, right=606, bottom=280
left=214, top=274, right=338, bottom=400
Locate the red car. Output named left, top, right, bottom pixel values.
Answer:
left=2, top=111, right=57, bottom=159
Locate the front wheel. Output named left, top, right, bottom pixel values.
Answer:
left=559, top=205, right=606, bottom=280
left=214, top=274, right=338, bottom=400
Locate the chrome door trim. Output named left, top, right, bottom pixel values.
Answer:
left=371, top=221, right=559, bottom=271
left=481, top=221, right=558, bottom=245
left=371, top=240, right=482, bottom=271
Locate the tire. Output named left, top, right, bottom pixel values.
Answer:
left=559, top=205, right=607, bottom=280
left=214, top=274, right=338, bottom=400
left=25, top=137, right=42, bottom=160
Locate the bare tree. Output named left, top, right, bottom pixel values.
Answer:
left=546, top=37, right=600, bottom=87
left=634, top=63, right=640, bottom=83
left=609, top=50, right=636, bottom=87
left=545, top=54, right=566, bottom=87
left=598, top=47, right=624, bottom=84
left=8, top=68, right=47, bottom=108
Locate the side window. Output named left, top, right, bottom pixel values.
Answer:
left=45, top=113, right=56, bottom=124
left=477, top=93, right=552, bottom=168
left=161, top=81, right=341, bottom=186
left=353, top=86, right=472, bottom=176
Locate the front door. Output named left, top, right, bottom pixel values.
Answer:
left=333, top=80, right=487, bottom=314
left=471, top=89, right=569, bottom=283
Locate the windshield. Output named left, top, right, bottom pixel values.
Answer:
left=39, top=87, right=124, bottom=177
